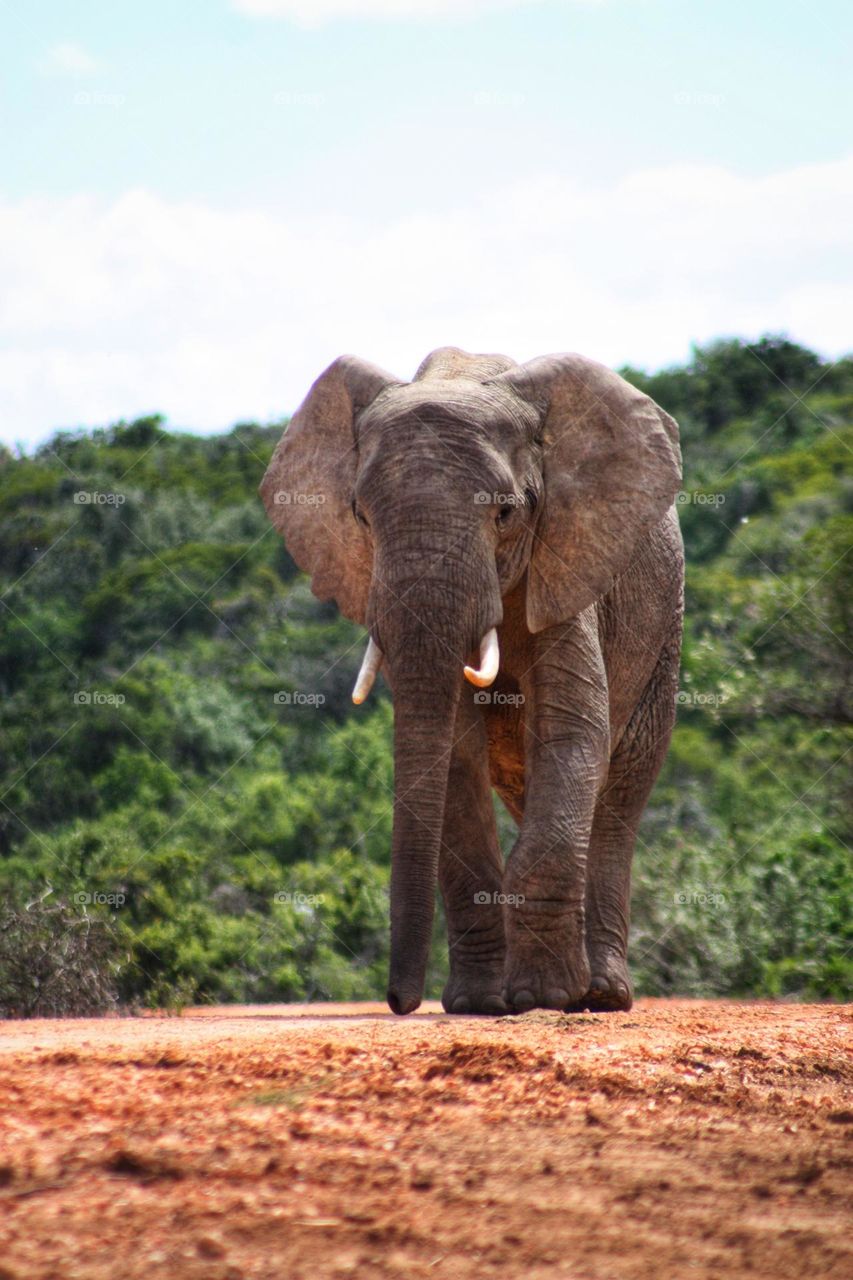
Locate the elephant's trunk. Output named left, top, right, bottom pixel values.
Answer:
left=384, top=660, right=461, bottom=1014
left=368, top=509, right=502, bottom=1015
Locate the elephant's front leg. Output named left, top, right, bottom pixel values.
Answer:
left=502, top=614, right=610, bottom=1013
left=438, top=688, right=508, bottom=1014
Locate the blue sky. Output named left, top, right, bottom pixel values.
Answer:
left=2, top=0, right=851, bottom=444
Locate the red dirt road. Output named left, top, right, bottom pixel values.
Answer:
left=0, top=999, right=850, bottom=1279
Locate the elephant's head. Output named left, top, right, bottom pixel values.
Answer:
left=260, top=347, right=681, bottom=1013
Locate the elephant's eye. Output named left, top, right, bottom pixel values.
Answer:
left=496, top=505, right=515, bottom=528
left=352, top=499, right=370, bottom=529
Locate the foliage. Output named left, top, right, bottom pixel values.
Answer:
left=0, top=894, right=126, bottom=1017
left=0, top=335, right=850, bottom=1010
left=621, top=337, right=853, bottom=1000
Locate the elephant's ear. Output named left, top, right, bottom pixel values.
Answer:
left=492, top=354, right=681, bottom=633
left=259, top=355, right=401, bottom=624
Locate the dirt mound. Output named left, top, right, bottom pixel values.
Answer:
left=0, top=999, right=850, bottom=1278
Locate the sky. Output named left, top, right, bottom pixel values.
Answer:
left=1, top=0, right=851, bottom=447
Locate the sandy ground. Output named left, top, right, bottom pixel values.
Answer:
left=0, top=999, right=850, bottom=1280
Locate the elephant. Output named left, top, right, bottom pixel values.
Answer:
left=260, top=346, right=684, bottom=1017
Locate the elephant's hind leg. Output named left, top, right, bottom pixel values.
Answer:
left=571, top=634, right=681, bottom=1012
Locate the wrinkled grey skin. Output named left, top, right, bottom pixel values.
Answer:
left=260, top=347, right=684, bottom=1016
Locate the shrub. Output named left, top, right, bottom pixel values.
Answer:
left=0, top=895, right=127, bottom=1018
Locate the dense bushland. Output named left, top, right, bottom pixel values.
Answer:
left=1, top=335, right=850, bottom=1011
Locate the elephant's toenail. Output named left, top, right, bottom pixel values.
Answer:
left=512, top=989, right=535, bottom=1013
left=544, top=988, right=570, bottom=1009
left=451, top=995, right=471, bottom=1014
left=482, top=995, right=508, bottom=1015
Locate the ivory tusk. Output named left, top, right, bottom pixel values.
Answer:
left=352, top=637, right=383, bottom=704
left=463, top=627, right=500, bottom=688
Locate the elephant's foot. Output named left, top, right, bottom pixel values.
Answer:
left=442, top=962, right=508, bottom=1015
left=501, top=924, right=590, bottom=1014
left=566, top=952, right=633, bottom=1012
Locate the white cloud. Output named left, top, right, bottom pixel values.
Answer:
left=231, top=0, right=549, bottom=25
left=1, top=155, right=851, bottom=446
left=37, top=42, right=99, bottom=78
